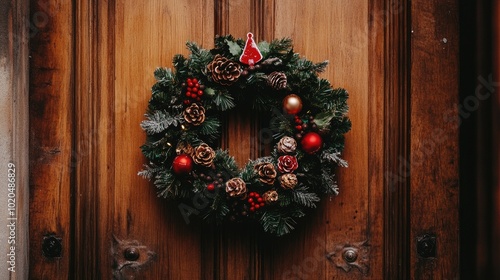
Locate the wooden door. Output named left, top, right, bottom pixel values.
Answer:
left=29, top=0, right=459, bottom=279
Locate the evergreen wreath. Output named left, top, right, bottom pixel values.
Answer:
left=139, top=33, right=351, bottom=236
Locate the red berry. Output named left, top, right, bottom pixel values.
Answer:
left=257, top=197, right=263, bottom=203
left=260, top=202, right=265, bottom=207
left=186, top=87, right=192, bottom=92
left=255, top=204, right=260, bottom=209
left=207, top=183, right=215, bottom=191
left=250, top=207, right=255, bottom=212
left=185, top=92, right=190, bottom=97
left=187, top=82, right=194, bottom=87
left=187, top=78, right=192, bottom=83
left=197, top=90, right=204, bottom=96
left=196, top=97, right=201, bottom=101
left=191, top=93, right=198, bottom=99
left=192, top=78, right=198, bottom=84
left=296, top=125, right=302, bottom=130
left=192, top=87, right=198, bottom=93
left=249, top=192, right=255, bottom=197
left=248, top=198, right=253, bottom=203
left=183, top=100, right=189, bottom=105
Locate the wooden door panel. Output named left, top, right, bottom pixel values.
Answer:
left=29, top=0, right=74, bottom=278
left=28, top=0, right=459, bottom=279
left=108, top=1, right=215, bottom=279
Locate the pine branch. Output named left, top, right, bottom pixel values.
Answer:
left=137, top=163, right=164, bottom=180
left=213, top=149, right=239, bottom=175
left=202, top=194, right=230, bottom=224
left=198, top=117, right=221, bottom=139
left=321, top=149, right=348, bottom=167
left=140, top=111, right=182, bottom=134
left=154, top=170, right=188, bottom=198
left=186, top=41, right=213, bottom=76
left=270, top=113, right=293, bottom=140
left=321, top=168, right=339, bottom=195
left=240, top=160, right=259, bottom=185
left=292, top=186, right=320, bottom=208
left=269, top=38, right=293, bottom=54
left=154, top=67, right=175, bottom=82
left=214, top=92, right=236, bottom=111
left=260, top=208, right=305, bottom=236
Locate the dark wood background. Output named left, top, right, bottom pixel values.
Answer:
left=28, top=0, right=462, bottom=279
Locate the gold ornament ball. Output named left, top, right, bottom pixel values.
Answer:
left=283, top=94, right=303, bottom=115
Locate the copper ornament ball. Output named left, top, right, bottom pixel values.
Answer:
left=172, top=154, right=193, bottom=175
left=283, top=94, right=303, bottom=115
left=301, top=132, right=323, bottom=154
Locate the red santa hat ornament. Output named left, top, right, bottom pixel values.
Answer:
left=239, top=32, right=263, bottom=66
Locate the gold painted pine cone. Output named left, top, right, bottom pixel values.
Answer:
left=225, top=177, right=247, bottom=198
left=280, top=173, right=298, bottom=190
left=263, top=190, right=279, bottom=204
left=193, top=143, right=215, bottom=167
left=277, top=136, right=297, bottom=154
left=183, top=103, right=206, bottom=126
left=206, top=54, right=242, bottom=85
left=254, top=162, right=277, bottom=185
left=267, top=71, right=287, bottom=90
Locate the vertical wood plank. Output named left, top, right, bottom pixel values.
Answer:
left=0, top=0, right=29, bottom=279
left=110, top=1, right=214, bottom=278
left=214, top=2, right=260, bottom=279
left=410, top=0, right=460, bottom=279
left=258, top=1, right=384, bottom=279
left=367, top=0, right=386, bottom=279
left=73, top=0, right=99, bottom=277
left=28, top=0, right=73, bottom=278
left=382, top=0, right=411, bottom=279
left=493, top=2, right=500, bottom=277
left=72, top=0, right=216, bottom=278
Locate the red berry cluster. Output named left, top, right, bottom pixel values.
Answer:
left=182, top=78, right=205, bottom=105
left=248, top=192, right=265, bottom=212
left=294, top=115, right=304, bottom=131
left=294, top=115, right=317, bottom=140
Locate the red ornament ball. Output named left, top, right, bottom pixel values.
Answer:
left=206, top=183, right=215, bottom=191
left=172, top=154, right=193, bottom=175
left=301, top=132, right=323, bottom=154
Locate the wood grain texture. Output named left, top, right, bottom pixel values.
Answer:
left=382, top=0, right=411, bottom=279
left=28, top=0, right=73, bottom=279
left=71, top=0, right=215, bottom=278
left=492, top=2, right=500, bottom=277
left=1, top=0, right=29, bottom=279
left=410, top=0, right=460, bottom=279
left=117, top=0, right=213, bottom=276
left=260, top=1, right=385, bottom=279
left=27, top=0, right=461, bottom=279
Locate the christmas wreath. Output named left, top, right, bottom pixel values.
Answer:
left=139, top=33, right=351, bottom=236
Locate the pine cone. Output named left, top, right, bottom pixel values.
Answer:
left=263, top=190, right=279, bottom=204
left=277, top=136, right=297, bottom=154
left=225, top=178, right=247, bottom=198
left=193, top=143, right=215, bottom=167
left=267, top=71, right=287, bottom=90
left=206, top=54, right=241, bottom=85
left=254, top=162, right=277, bottom=185
left=183, top=103, right=205, bottom=126
left=176, top=141, right=194, bottom=156
left=280, top=173, right=298, bottom=190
